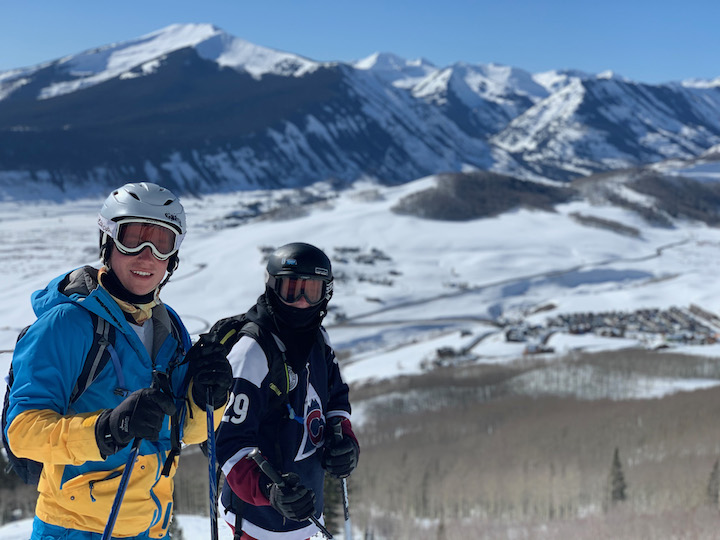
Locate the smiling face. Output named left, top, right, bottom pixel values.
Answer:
left=108, top=245, right=169, bottom=296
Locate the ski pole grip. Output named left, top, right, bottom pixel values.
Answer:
left=246, top=448, right=334, bottom=539
left=247, top=448, right=285, bottom=486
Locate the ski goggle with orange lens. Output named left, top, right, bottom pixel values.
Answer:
left=269, top=275, right=328, bottom=305
left=99, top=216, right=183, bottom=261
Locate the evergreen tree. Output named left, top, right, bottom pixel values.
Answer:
left=707, top=458, right=719, bottom=507
left=604, top=447, right=627, bottom=511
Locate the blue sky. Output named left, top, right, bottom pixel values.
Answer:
left=1, top=0, right=718, bottom=84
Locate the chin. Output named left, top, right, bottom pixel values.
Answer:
left=129, top=281, right=160, bottom=297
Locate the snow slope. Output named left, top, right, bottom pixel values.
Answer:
left=3, top=172, right=720, bottom=399
left=4, top=172, right=720, bottom=537
left=0, top=514, right=333, bottom=540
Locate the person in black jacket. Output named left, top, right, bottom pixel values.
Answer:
left=216, top=242, right=359, bottom=540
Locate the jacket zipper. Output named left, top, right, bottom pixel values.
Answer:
left=88, top=469, right=123, bottom=502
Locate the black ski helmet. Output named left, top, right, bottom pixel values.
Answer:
left=265, top=242, right=333, bottom=303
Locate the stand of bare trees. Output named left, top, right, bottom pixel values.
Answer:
left=350, top=350, right=720, bottom=539
left=5, top=348, right=720, bottom=540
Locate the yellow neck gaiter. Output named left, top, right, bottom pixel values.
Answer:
left=98, top=266, right=158, bottom=325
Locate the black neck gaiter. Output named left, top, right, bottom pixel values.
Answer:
left=100, top=269, right=156, bottom=305
left=247, top=292, right=325, bottom=371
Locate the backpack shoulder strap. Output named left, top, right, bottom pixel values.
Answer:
left=164, top=304, right=190, bottom=352
left=204, top=315, right=290, bottom=407
left=70, top=312, right=117, bottom=404
left=15, top=325, right=31, bottom=344
left=2, top=311, right=118, bottom=484
left=206, top=314, right=249, bottom=352
left=238, top=321, right=289, bottom=401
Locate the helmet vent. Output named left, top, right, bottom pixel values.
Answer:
left=163, top=199, right=174, bottom=205
left=128, top=192, right=140, bottom=200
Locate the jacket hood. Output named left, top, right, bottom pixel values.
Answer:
left=31, top=265, right=127, bottom=329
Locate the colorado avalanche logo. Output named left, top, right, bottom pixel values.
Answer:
left=294, top=381, right=325, bottom=461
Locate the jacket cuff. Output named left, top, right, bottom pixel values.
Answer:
left=94, top=409, right=120, bottom=459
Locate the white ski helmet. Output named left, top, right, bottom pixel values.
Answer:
left=98, top=182, right=186, bottom=268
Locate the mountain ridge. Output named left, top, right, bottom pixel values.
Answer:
left=1, top=23, right=719, bottom=199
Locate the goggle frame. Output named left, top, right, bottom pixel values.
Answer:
left=99, top=215, right=184, bottom=261
left=268, top=274, right=331, bottom=306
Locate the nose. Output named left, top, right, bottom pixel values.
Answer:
left=136, top=246, right=155, bottom=260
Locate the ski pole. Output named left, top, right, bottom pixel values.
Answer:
left=247, top=448, right=334, bottom=539
left=330, top=417, right=353, bottom=540
left=206, top=389, right=219, bottom=540
left=102, top=372, right=168, bottom=540
left=102, top=437, right=141, bottom=540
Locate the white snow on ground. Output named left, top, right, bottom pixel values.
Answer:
left=4, top=174, right=720, bottom=538
left=0, top=515, right=335, bottom=540
left=3, top=176, right=720, bottom=397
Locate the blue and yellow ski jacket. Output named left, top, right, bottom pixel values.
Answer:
left=5, top=266, right=212, bottom=538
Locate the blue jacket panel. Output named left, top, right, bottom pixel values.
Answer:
left=4, top=266, right=196, bottom=537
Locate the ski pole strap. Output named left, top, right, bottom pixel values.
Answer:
left=145, top=370, right=180, bottom=477
left=160, top=410, right=181, bottom=477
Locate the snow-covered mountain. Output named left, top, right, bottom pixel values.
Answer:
left=409, top=62, right=550, bottom=138
left=493, top=75, right=720, bottom=179
left=353, top=52, right=436, bottom=88
left=1, top=23, right=720, bottom=199
left=0, top=24, right=319, bottom=100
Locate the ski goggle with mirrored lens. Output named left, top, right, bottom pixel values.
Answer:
left=99, top=216, right=183, bottom=261
left=268, top=275, right=329, bottom=305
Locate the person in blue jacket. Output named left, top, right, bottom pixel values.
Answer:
left=4, top=182, right=233, bottom=539
left=217, top=242, right=360, bottom=540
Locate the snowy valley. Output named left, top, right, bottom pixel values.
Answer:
left=3, top=153, right=720, bottom=537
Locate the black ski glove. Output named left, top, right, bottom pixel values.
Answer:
left=261, top=472, right=316, bottom=522
left=95, top=387, right=177, bottom=457
left=323, top=433, right=359, bottom=478
left=187, top=340, right=233, bottom=410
